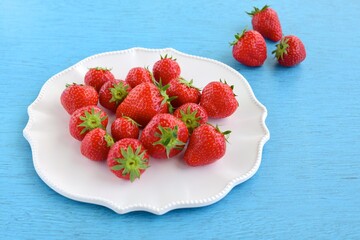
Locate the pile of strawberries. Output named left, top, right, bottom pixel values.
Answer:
left=231, top=5, right=306, bottom=67
left=61, top=56, right=238, bottom=182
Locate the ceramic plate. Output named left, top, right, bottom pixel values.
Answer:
left=23, top=48, right=270, bottom=215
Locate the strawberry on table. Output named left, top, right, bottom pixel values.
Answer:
left=111, top=116, right=140, bottom=141
left=81, top=128, right=114, bottom=161
left=84, top=67, right=115, bottom=92
left=247, top=5, right=282, bottom=42
left=173, top=103, right=208, bottom=134
left=125, top=67, right=153, bottom=88
left=140, top=113, right=189, bottom=159
left=184, top=124, right=231, bottom=166
left=152, top=54, right=181, bottom=85
left=60, top=83, right=98, bottom=114
left=69, top=106, right=108, bottom=141
left=272, top=35, right=306, bottom=67
left=107, top=138, right=149, bottom=182
left=99, top=79, right=132, bottom=112
left=166, top=77, right=201, bottom=108
left=230, top=29, right=267, bottom=67
left=200, top=80, right=238, bottom=118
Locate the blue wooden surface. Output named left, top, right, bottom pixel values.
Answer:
left=1, top=0, right=360, bottom=239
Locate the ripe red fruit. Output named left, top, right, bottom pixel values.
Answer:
left=247, top=5, right=282, bottom=42
left=272, top=35, right=306, bottom=67
left=111, top=116, right=140, bottom=141
left=200, top=80, right=238, bottom=118
left=116, top=82, right=173, bottom=127
left=125, top=67, right=153, bottom=88
left=140, top=113, right=189, bottom=159
left=184, top=124, right=231, bottom=166
left=173, top=103, right=208, bottom=134
left=230, top=29, right=267, bottom=67
left=69, top=106, right=108, bottom=141
left=107, top=138, right=149, bottom=182
left=152, top=55, right=181, bottom=85
left=60, top=83, right=98, bottom=114
left=84, top=67, right=115, bottom=92
left=166, top=77, right=201, bottom=108
left=99, top=80, right=132, bottom=112
left=81, top=128, right=114, bottom=161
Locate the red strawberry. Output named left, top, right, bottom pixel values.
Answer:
left=69, top=106, right=108, bottom=141
left=152, top=55, right=181, bottom=85
left=173, top=103, right=208, bottom=134
left=60, top=83, right=98, bottom=114
left=81, top=128, right=114, bottom=161
left=111, top=116, right=140, bottom=141
left=125, top=67, right=153, bottom=88
left=230, top=29, right=267, bottom=67
left=166, top=77, right=201, bottom=108
left=107, top=138, right=149, bottom=182
left=116, top=82, right=173, bottom=127
left=200, top=80, right=238, bottom=118
left=184, top=124, right=231, bottom=166
left=247, top=5, right=282, bottom=42
left=272, top=35, right=306, bottom=67
left=99, top=79, right=132, bottom=112
left=84, top=67, right=115, bottom=92
left=140, top=113, right=189, bottom=159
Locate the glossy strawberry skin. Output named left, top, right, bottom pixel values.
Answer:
left=173, top=103, right=208, bottom=134
left=125, top=67, right=153, bottom=88
left=249, top=6, right=282, bottom=42
left=116, top=82, right=169, bottom=127
left=166, top=78, right=201, bottom=108
left=84, top=67, right=115, bottom=92
left=107, top=138, right=149, bottom=181
left=152, top=56, right=181, bottom=85
left=99, top=80, right=132, bottom=112
left=274, top=35, right=306, bottom=67
left=81, top=128, right=113, bottom=161
left=184, top=124, right=226, bottom=166
left=200, top=81, right=238, bottom=118
left=111, top=117, right=140, bottom=141
left=60, top=83, right=98, bottom=114
left=140, top=113, right=189, bottom=159
left=69, top=106, right=108, bottom=141
left=231, top=30, right=267, bottom=67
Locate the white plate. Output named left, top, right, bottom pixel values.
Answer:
left=23, top=48, right=270, bottom=215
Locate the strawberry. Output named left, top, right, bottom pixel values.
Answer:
left=200, top=80, right=238, bottom=118
left=152, top=55, right=181, bottom=85
left=81, top=128, right=114, bottom=161
left=107, top=138, right=149, bottom=182
left=140, top=113, right=189, bottom=159
left=99, top=79, right=132, bottom=112
left=69, top=106, right=108, bottom=141
left=247, top=5, right=282, bottom=42
left=166, top=77, right=201, bottom=108
left=115, top=82, right=174, bottom=127
left=84, top=67, right=115, bottom=92
left=111, top=116, right=140, bottom=141
left=184, top=124, right=231, bottom=166
left=125, top=67, right=153, bottom=88
left=272, top=35, right=306, bottom=67
left=60, top=83, right=98, bottom=114
left=173, top=103, right=208, bottom=134
left=230, top=29, right=267, bottom=67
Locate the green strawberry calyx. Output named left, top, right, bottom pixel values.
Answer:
left=246, top=5, right=269, bottom=16
left=78, top=108, right=107, bottom=135
left=160, top=54, right=177, bottom=61
left=89, top=67, right=112, bottom=71
left=65, top=83, right=83, bottom=88
left=111, top=146, right=149, bottom=182
left=208, top=123, right=231, bottom=142
left=153, top=125, right=186, bottom=158
left=104, top=133, right=115, bottom=148
left=179, top=106, right=201, bottom=134
left=230, top=28, right=247, bottom=46
left=109, top=81, right=130, bottom=104
left=272, top=37, right=290, bottom=60
left=155, top=80, right=177, bottom=113
left=179, top=77, right=201, bottom=90
left=122, top=116, right=141, bottom=127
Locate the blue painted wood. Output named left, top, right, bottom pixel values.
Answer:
left=1, top=0, right=359, bottom=239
